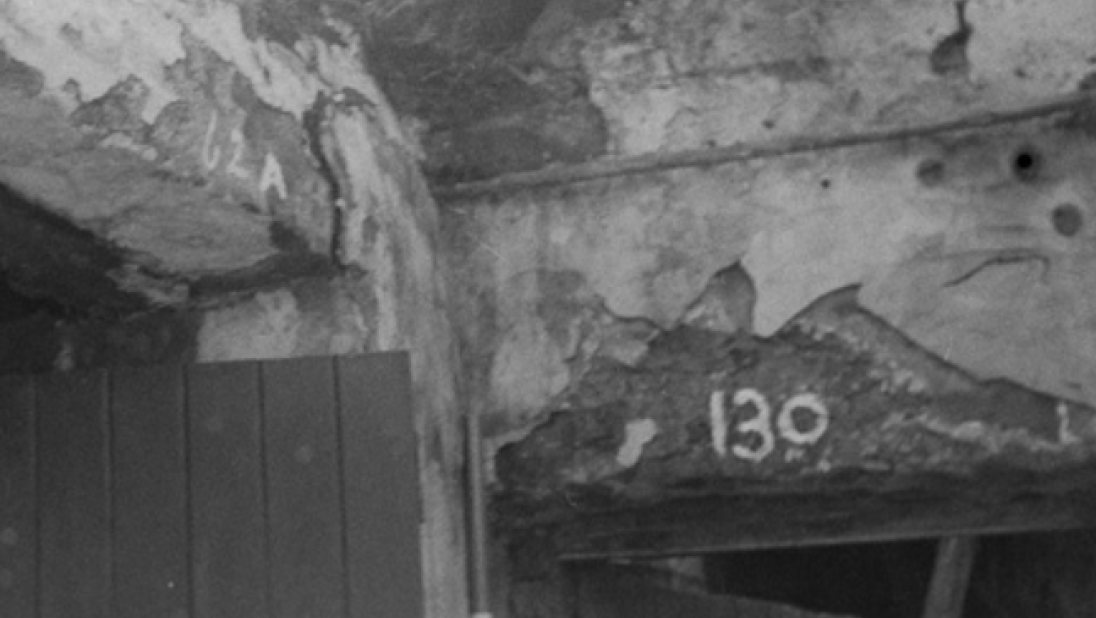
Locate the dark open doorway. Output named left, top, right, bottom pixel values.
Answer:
left=571, top=529, right=1096, bottom=618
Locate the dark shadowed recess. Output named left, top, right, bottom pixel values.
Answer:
left=565, top=529, right=1096, bottom=618
left=0, top=180, right=333, bottom=376
left=0, top=181, right=152, bottom=318
left=0, top=180, right=336, bottom=319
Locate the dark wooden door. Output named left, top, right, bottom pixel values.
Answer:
left=0, top=353, right=422, bottom=618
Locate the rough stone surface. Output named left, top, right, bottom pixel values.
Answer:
left=501, top=302, right=1096, bottom=504
left=387, top=0, right=1096, bottom=615
left=533, top=0, right=1096, bottom=156
left=196, top=278, right=373, bottom=362
left=444, top=164, right=755, bottom=432
left=0, top=0, right=409, bottom=309
left=383, top=0, right=1096, bottom=183
left=365, top=0, right=626, bottom=182
left=444, top=115, right=1096, bottom=440
left=492, top=294, right=1096, bottom=535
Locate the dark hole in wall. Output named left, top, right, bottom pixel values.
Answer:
left=677, top=530, right=1096, bottom=618
left=703, top=539, right=937, bottom=618
left=966, top=529, right=1096, bottom=618
left=565, top=530, right=1096, bottom=618
left=1012, top=146, right=1042, bottom=182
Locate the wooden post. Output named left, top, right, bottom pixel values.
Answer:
left=922, top=536, right=978, bottom=618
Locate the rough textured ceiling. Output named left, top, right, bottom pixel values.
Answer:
left=366, top=0, right=616, bottom=181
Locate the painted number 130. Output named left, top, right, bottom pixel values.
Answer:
left=709, top=389, right=830, bottom=463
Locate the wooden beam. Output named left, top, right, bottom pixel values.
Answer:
left=549, top=489, right=1096, bottom=561
left=493, top=318, right=1096, bottom=559
left=433, top=91, right=1096, bottom=199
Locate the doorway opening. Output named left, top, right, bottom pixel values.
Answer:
left=573, top=529, right=1096, bottom=618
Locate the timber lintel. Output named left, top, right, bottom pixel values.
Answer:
left=492, top=294, right=1096, bottom=556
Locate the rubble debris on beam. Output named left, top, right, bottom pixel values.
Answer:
left=492, top=292, right=1096, bottom=554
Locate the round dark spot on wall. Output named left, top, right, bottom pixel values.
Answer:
left=915, top=159, right=946, bottom=186
left=820, top=178, right=831, bottom=189
left=1052, top=203, right=1083, bottom=237
left=1011, top=147, right=1042, bottom=182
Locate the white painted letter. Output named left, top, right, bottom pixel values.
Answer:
left=202, top=110, right=222, bottom=170
left=710, top=390, right=728, bottom=457
left=732, top=388, right=775, bottom=462
left=1057, top=402, right=1080, bottom=446
left=227, top=127, right=250, bottom=180
left=260, top=152, right=288, bottom=201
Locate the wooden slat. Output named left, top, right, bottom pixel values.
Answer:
left=0, top=375, right=36, bottom=618
left=921, top=536, right=977, bottom=618
left=337, top=353, right=423, bottom=618
left=112, top=364, right=189, bottom=618
left=188, top=362, right=268, bottom=618
left=262, top=358, right=346, bottom=618
left=37, top=369, right=111, bottom=618
left=555, top=490, right=1096, bottom=560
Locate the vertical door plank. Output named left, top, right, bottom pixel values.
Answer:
left=0, top=375, right=36, bottom=618
left=188, top=362, right=267, bottom=618
left=112, top=365, right=189, bottom=618
left=263, top=358, right=346, bottom=618
left=337, top=352, right=423, bottom=618
left=38, top=369, right=111, bottom=618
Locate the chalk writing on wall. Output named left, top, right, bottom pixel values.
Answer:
left=202, top=110, right=288, bottom=207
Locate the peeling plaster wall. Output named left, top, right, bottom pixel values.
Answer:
left=193, top=114, right=467, bottom=618
left=551, top=0, right=1096, bottom=155
left=196, top=279, right=373, bottom=362
left=326, top=116, right=469, bottom=618
left=0, top=0, right=408, bottom=303
left=442, top=0, right=1096, bottom=442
